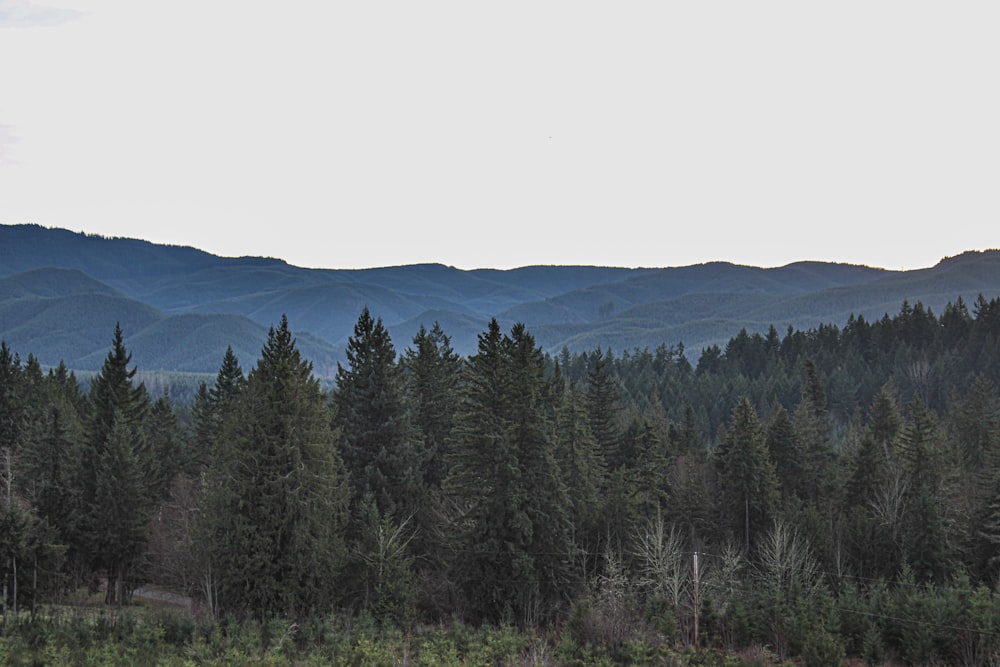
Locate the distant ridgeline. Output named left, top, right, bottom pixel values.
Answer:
left=2, top=223, right=999, bottom=377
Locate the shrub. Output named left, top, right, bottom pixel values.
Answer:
left=800, top=629, right=846, bottom=667
left=860, top=624, right=884, bottom=667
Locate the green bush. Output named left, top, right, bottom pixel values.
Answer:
left=800, top=629, right=846, bottom=667
left=476, top=624, right=526, bottom=665
left=612, top=637, right=654, bottom=665
left=860, top=623, right=884, bottom=667
left=155, top=608, right=197, bottom=645
left=414, top=630, right=463, bottom=666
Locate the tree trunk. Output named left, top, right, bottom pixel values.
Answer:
left=202, top=561, right=218, bottom=618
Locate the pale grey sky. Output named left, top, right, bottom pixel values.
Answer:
left=1, top=0, right=997, bottom=270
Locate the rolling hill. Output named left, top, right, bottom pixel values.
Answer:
left=1, top=224, right=998, bottom=375
left=0, top=265, right=339, bottom=375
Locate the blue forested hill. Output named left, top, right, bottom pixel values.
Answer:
left=0, top=265, right=339, bottom=375
left=1, top=224, right=998, bottom=375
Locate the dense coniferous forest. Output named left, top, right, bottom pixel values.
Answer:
left=2, top=293, right=1000, bottom=665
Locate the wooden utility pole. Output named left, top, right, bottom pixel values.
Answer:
left=693, top=551, right=700, bottom=648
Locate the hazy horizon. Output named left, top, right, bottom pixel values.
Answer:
left=2, top=2, right=997, bottom=271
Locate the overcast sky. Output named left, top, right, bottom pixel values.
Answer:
left=1, top=1, right=997, bottom=270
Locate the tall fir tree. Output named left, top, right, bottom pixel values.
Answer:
left=869, top=382, right=903, bottom=458
left=333, top=310, right=424, bottom=617
left=792, top=359, right=833, bottom=505
left=402, top=321, right=462, bottom=489
left=977, top=474, right=1000, bottom=582
left=0, top=342, right=24, bottom=472
left=334, top=308, right=425, bottom=526
left=630, top=417, right=671, bottom=521
left=91, top=414, right=152, bottom=606
left=950, top=375, right=1000, bottom=472
left=201, top=315, right=349, bottom=619
left=715, top=396, right=779, bottom=553
left=899, top=396, right=949, bottom=582
left=503, top=323, right=575, bottom=622
left=670, top=403, right=704, bottom=457
left=587, top=348, right=624, bottom=469
left=553, top=381, right=606, bottom=553
left=147, top=393, right=184, bottom=497
left=841, top=430, right=898, bottom=580
left=84, top=324, right=150, bottom=454
left=189, top=347, right=245, bottom=612
left=18, top=381, right=82, bottom=575
left=447, top=319, right=575, bottom=625
left=191, top=345, right=245, bottom=471
left=75, top=324, right=154, bottom=605
left=946, top=375, right=1000, bottom=575
left=765, top=402, right=803, bottom=505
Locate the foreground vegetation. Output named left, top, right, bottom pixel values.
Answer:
left=5, top=572, right=1000, bottom=667
left=2, top=294, right=1000, bottom=664
left=0, top=607, right=809, bottom=667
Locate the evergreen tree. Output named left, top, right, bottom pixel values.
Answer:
left=447, top=319, right=574, bottom=625
left=18, top=388, right=81, bottom=568
left=630, top=417, right=670, bottom=521
left=553, top=382, right=606, bottom=548
left=201, top=315, right=349, bottom=619
left=189, top=382, right=213, bottom=466
left=715, top=397, right=779, bottom=553
left=869, top=382, right=903, bottom=458
left=192, top=345, right=245, bottom=470
left=447, top=318, right=514, bottom=621
left=671, top=403, right=704, bottom=457
left=147, top=393, right=184, bottom=497
left=90, top=414, right=152, bottom=606
left=977, top=475, right=1000, bottom=582
left=402, top=321, right=461, bottom=489
left=801, top=359, right=828, bottom=419
left=949, top=375, right=1000, bottom=471
left=841, top=426, right=907, bottom=581
left=853, top=388, right=908, bottom=575
left=333, top=310, right=424, bottom=619
left=792, top=359, right=833, bottom=505
left=189, top=347, right=245, bottom=612
left=211, top=344, right=245, bottom=404
left=1, top=365, right=64, bottom=613
left=946, top=375, right=1000, bottom=575
left=899, top=396, right=949, bottom=582
left=503, top=323, right=575, bottom=621
left=355, top=498, right=417, bottom=627
left=335, top=308, right=425, bottom=526
left=0, top=483, right=31, bottom=619
left=587, top=348, right=623, bottom=468
left=77, top=324, right=154, bottom=605
left=765, top=402, right=803, bottom=504
left=84, top=324, right=150, bottom=453
left=0, top=341, right=24, bottom=473
left=0, top=345, right=32, bottom=613
left=47, top=361, right=87, bottom=417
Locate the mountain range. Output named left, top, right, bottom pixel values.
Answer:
left=1, top=224, right=998, bottom=377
